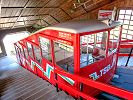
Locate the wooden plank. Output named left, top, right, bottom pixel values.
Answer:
left=60, top=0, right=86, bottom=18
left=26, top=0, right=50, bottom=7
left=21, top=8, right=40, bottom=16
left=0, top=18, right=10, bottom=23
left=11, top=0, right=31, bottom=28
left=49, top=8, right=71, bottom=22
left=1, top=14, right=48, bottom=18
left=42, top=15, right=59, bottom=25
left=1, top=0, right=10, bottom=7
left=44, top=0, right=66, bottom=7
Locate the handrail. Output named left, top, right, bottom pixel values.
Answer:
left=119, top=40, right=133, bottom=57
left=120, top=44, right=133, bottom=48
left=55, top=69, right=133, bottom=100
left=55, top=80, right=96, bottom=100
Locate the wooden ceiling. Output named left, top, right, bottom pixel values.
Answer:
left=0, top=0, right=115, bottom=30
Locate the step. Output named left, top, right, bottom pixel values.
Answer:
left=1, top=75, right=40, bottom=94
left=2, top=81, right=50, bottom=100
left=24, top=85, right=56, bottom=100
left=36, top=87, right=57, bottom=100
left=1, top=78, right=42, bottom=98
left=15, top=83, right=50, bottom=99
left=49, top=91, right=75, bottom=100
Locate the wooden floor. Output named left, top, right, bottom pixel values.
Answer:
left=0, top=56, right=74, bottom=100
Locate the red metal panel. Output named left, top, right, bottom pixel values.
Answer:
left=79, top=54, right=116, bottom=96
left=118, top=53, right=133, bottom=56
left=120, top=44, right=133, bottom=48
left=55, top=69, right=133, bottom=100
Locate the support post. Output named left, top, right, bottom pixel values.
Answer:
left=106, top=30, right=110, bottom=57
left=74, top=34, right=80, bottom=93
left=125, top=47, right=133, bottom=66
left=116, top=25, right=123, bottom=68
left=79, top=83, right=83, bottom=100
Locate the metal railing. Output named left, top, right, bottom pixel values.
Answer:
left=54, top=69, right=133, bottom=100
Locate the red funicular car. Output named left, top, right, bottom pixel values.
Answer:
left=14, top=20, right=123, bottom=99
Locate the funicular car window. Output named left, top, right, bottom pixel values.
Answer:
left=33, top=46, right=42, bottom=64
left=24, top=48, right=28, bottom=59
left=27, top=42, right=34, bottom=59
left=17, top=42, right=24, bottom=57
left=0, top=46, right=2, bottom=53
left=109, top=27, right=120, bottom=54
left=54, top=41, right=74, bottom=73
left=39, top=36, right=52, bottom=62
left=80, top=31, right=108, bottom=68
left=118, top=9, right=133, bottom=40
left=14, top=45, right=21, bottom=63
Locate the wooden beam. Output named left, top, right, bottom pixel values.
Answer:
left=1, top=7, right=58, bottom=9
left=32, top=0, right=60, bottom=25
left=32, top=0, right=52, bottom=18
left=60, top=8, right=72, bottom=19
left=0, top=19, right=41, bottom=24
left=11, top=0, right=46, bottom=28
left=49, top=15, right=60, bottom=23
left=11, top=0, right=30, bottom=28
left=1, top=14, right=49, bottom=18
left=73, top=0, right=117, bottom=19
left=0, top=26, right=34, bottom=33
left=42, top=19, right=51, bottom=25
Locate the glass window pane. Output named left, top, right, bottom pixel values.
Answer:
left=0, top=46, right=2, bottom=53
left=27, top=42, right=34, bottom=59
left=118, top=19, right=123, bottom=23
left=119, top=15, right=125, bottom=19
left=54, top=41, right=74, bottom=73
left=20, top=45, right=24, bottom=56
left=131, top=16, right=133, bottom=20
left=118, top=9, right=133, bottom=40
left=130, top=21, right=133, bottom=25
left=123, top=25, right=129, bottom=29
left=124, top=15, right=131, bottom=20
left=33, top=46, right=42, bottom=64
left=128, top=30, right=133, bottom=34
left=39, top=37, right=52, bottom=62
left=125, top=10, right=132, bottom=15
left=123, top=29, right=128, bottom=33
left=80, top=32, right=108, bottom=68
left=129, top=25, right=133, bottom=30
left=109, top=27, right=120, bottom=53
left=24, top=48, right=28, bottom=59
left=119, top=10, right=125, bottom=14
left=127, top=35, right=132, bottom=39
left=124, top=20, right=130, bottom=24
left=122, top=34, right=127, bottom=39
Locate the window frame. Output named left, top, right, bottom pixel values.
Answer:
left=26, top=42, right=34, bottom=59
left=33, top=45, right=42, bottom=64
left=39, top=36, right=53, bottom=63
left=118, top=9, right=133, bottom=40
